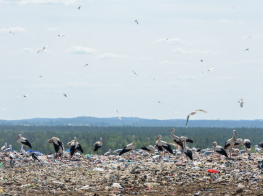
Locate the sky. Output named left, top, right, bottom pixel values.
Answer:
left=0, top=0, right=263, bottom=120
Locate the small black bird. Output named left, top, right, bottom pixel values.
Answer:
left=244, top=48, right=249, bottom=51
left=63, top=94, right=67, bottom=97
left=78, top=6, right=81, bottom=9
left=135, top=20, right=138, bottom=25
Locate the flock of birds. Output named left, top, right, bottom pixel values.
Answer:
left=3, top=127, right=261, bottom=164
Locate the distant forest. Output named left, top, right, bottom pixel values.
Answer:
left=1, top=116, right=263, bottom=128
left=1, top=126, right=263, bottom=154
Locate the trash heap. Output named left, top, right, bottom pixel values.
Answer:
left=0, top=150, right=263, bottom=195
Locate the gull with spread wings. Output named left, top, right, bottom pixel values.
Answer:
left=186, top=109, right=207, bottom=126
left=132, top=70, right=138, bottom=76
left=238, top=97, right=245, bottom=107
left=202, top=68, right=215, bottom=73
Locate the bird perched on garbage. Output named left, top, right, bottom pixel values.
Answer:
left=224, top=130, right=237, bottom=158
left=213, top=141, right=228, bottom=157
left=1, top=142, right=7, bottom=152
left=17, top=134, right=32, bottom=149
left=104, top=149, right=111, bottom=156
left=259, top=142, right=263, bottom=148
left=47, top=137, right=63, bottom=156
left=31, top=153, right=41, bottom=162
left=169, top=128, right=183, bottom=148
left=156, top=135, right=173, bottom=155
left=140, top=145, right=156, bottom=154
left=94, top=137, right=104, bottom=155
left=67, top=137, right=83, bottom=160
left=119, top=135, right=136, bottom=156
left=182, top=138, right=193, bottom=160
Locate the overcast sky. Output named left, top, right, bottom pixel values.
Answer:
left=0, top=0, right=262, bottom=120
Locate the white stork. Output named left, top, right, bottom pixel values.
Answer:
left=47, top=137, right=63, bottom=155
left=156, top=135, right=173, bottom=154
left=17, top=134, right=32, bottom=149
left=94, top=137, right=104, bottom=154
left=119, top=135, right=136, bottom=156
left=224, top=130, right=237, bottom=157
left=169, top=128, right=183, bottom=148
left=140, top=145, right=155, bottom=154
left=259, top=142, right=263, bottom=148
left=1, top=142, right=7, bottom=152
left=182, top=139, right=193, bottom=160
left=213, top=141, right=228, bottom=157
left=238, top=97, right=245, bottom=107
left=186, top=109, right=207, bottom=126
left=67, top=137, right=83, bottom=160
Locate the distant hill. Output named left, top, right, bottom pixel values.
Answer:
left=0, top=116, right=262, bottom=127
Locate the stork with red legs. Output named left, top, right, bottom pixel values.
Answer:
left=156, top=135, right=173, bottom=155
left=119, top=135, right=136, bottom=160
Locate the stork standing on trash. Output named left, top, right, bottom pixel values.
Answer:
left=67, top=137, right=84, bottom=160
left=119, top=135, right=136, bottom=159
left=17, top=134, right=32, bottom=149
left=94, top=137, right=104, bottom=155
left=224, top=130, right=237, bottom=158
left=47, top=137, right=63, bottom=156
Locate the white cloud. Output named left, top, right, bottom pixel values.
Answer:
left=172, top=48, right=214, bottom=54
left=218, top=19, right=243, bottom=24
left=67, top=46, right=97, bottom=54
left=225, top=60, right=261, bottom=65
left=153, top=38, right=183, bottom=45
left=0, top=27, right=26, bottom=33
left=0, top=0, right=77, bottom=5
left=161, top=61, right=187, bottom=65
left=96, top=53, right=128, bottom=60
left=217, top=76, right=234, bottom=80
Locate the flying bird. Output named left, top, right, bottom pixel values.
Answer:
left=132, top=70, right=138, bottom=76
left=244, top=48, right=249, bottom=51
left=150, top=76, right=155, bottom=80
left=158, top=101, right=161, bottom=103
left=39, top=76, right=42, bottom=77
left=135, top=20, right=138, bottom=25
left=200, top=60, right=203, bottom=62
left=78, top=6, right=81, bottom=9
left=63, top=94, right=67, bottom=97
left=118, top=116, right=122, bottom=120
left=186, top=109, right=207, bottom=126
left=115, top=109, right=119, bottom=114
left=58, top=34, right=65, bottom=37
left=9, top=31, right=15, bottom=35
left=247, top=36, right=252, bottom=39
left=202, top=68, right=215, bottom=73
left=0, top=107, right=8, bottom=111
left=23, top=93, right=33, bottom=97
left=85, top=64, right=88, bottom=67
left=238, top=97, right=245, bottom=107
left=37, top=46, right=48, bottom=53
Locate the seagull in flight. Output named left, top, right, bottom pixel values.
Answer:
left=63, top=94, right=67, bottom=97
left=9, top=31, right=15, bottom=35
left=135, top=20, right=138, bottom=25
left=37, top=46, right=48, bottom=53
left=244, top=48, right=249, bottom=51
left=85, top=64, right=88, bottom=67
left=238, top=97, right=245, bottom=107
left=247, top=36, right=252, bottom=39
left=39, top=76, right=42, bottom=77
left=0, top=107, right=8, bottom=111
left=150, top=76, right=155, bottom=80
left=200, top=60, right=203, bottom=62
left=58, top=34, right=65, bottom=37
left=202, top=68, right=215, bottom=73
left=78, top=6, right=81, bottom=9
left=115, top=109, right=119, bottom=114
left=23, top=93, right=33, bottom=98
left=132, top=70, right=138, bottom=76
left=186, top=109, right=207, bottom=126
left=158, top=101, right=162, bottom=103
left=118, top=116, right=122, bottom=120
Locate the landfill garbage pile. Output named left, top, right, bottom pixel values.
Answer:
left=0, top=150, right=263, bottom=195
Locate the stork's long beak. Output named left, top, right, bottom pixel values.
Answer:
left=168, top=129, right=173, bottom=131
left=102, top=139, right=104, bottom=143
left=17, top=137, right=19, bottom=141
left=156, top=137, right=159, bottom=141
